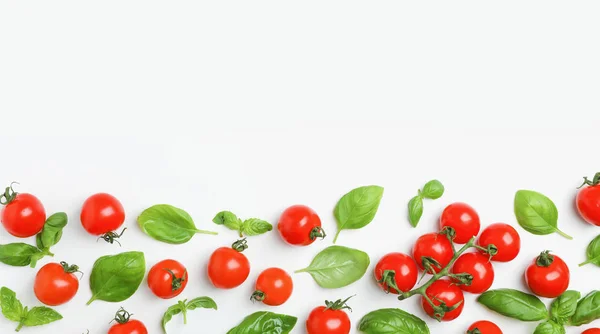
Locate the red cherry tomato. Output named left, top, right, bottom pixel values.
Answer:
left=412, top=233, right=454, bottom=274
left=477, top=223, right=521, bottom=262
left=306, top=297, right=353, bottom=334
left=80, top=193, right=125, bottom=236
left=525, top=251, right=570, bottom=298
left=0, top=184, right=46, bottom=238
left=34, top=262, right=80, bottom=306
left=278, top=205, right=325, bottom=246
left=440, top=202, right=480, bottom=244
left=583, top=329, right=600, bottom=334
left=374, top=252, right=418, bottom=294
left=421, top=279, right=464, bottom=321
left=577, top=173, right=600, bottom=226
left=207, top=239, right=251, bottom=289
left=451, top=252, right=494, bottom=294
left=108, top=308, right=148, bottom=334
left=251, top=267, right=293, bottom=306
left=147, top=259, right=188, bottom=299
left=467, top=320, right=503, bottom=334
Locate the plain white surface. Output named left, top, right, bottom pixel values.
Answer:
left=1, top=1, right=600, bottom=334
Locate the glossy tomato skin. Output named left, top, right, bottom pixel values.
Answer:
left=412, top=233, right=454, bottom=274
left=1, top=193, right=46, bottom=238
left=278, top=205, right=324, bottom=246
left=439, top=202, right=480, bottom=244
left=147, top=259, right=188, bottom=299
left=583, top=329, right=600, bottom=334
left=208, top=247, right=250, bottom=289
left=577, top=185, right=600, bottom=226
left=34, top=263, right=79, bottom=306
left=421, top=279, right=464, bottom=321
left=374, top=252, right=418, bottom=294
left=525, top=252, right=570, bottom=298
left=108, top=320, right=148, bottom=334
left=468, top=320, right=503, bottom=334
left=80, top=193, right=125, bottom=235
left=477, top=223, right=521, bottom=262
left=306, top=306, right=351, bottom=334
left=253, top=267, right=293, bottom=306
left=451, top=252, right=494, bottom=294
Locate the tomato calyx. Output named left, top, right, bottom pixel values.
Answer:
left=420, top=256, right=443, bottom=275
left=377, top=270, right=403, bottom=294
left=535, top=250, right=554, bottom=267
left=0, top=182, right=19, bottom=205
left=98, top=227, right=127, bottom=246
left=449, top=272, right=473, bottom=286
left=111, top=307, right=133, bottom=325
left=250, top=290, right=266, bottom=302
left=324, top=295, right=354, bottom=312
left=309, top=226, right=327, bottom=241
left=232, top=238, right=249, bottom=252
left=60, top=261, right=84, bottom=279
left=165, top=269, right=187, bottom=291
left=578, top=172, right=600, bottom=188
left=467, top=329, right=482, bottom=334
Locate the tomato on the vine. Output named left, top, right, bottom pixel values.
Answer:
left=583, top=329, right=600, bottom=334
left=412, top=233, right=454, bottom=274
left=467, top=320, right=503, bottom=334
left=0, top=183, right=46, bottom=238
left=306, top=297, right=352, bottom=334
left=525, top=251, right=570, bottom=298
left=440, top=202, right=480, bottom=244
left=251, top=267, right=293, bottom=306
left=108, top=308, right=147, bottom=334
left=577, top=172, right=600, bottom=226
left=278, top=205, right=325, bottom=246
left=451, top=252, right=494, bottom=294
left=477, top=223, right=520, bottom=262
left=80, top=193, right=126, bottom=244
left=208, top=239, right=251, bottom=289
left=421, top=279, right=464, bottom=321
left=374, top=252, right=418, bottom=294
left=147, top=259, right=187, bottom=299
left=34, top=262, right=81, bottom=306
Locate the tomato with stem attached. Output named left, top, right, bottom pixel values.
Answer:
left=525, top=251, right=570, bottom=298
left=278, top=205, right=326, bottom=246
left=451, top=252, right=494, bottom=294
left=34, top=262, right=81, bottom=306
left=251, top=267, right=293, bottom=306
left=108, top=308, right=147, bottom=334
left=577, top=172, right=600, bottom=226
left=374, top=252, right=418, bottom=294
left=477, top=223, right=520, bottom=262
left=306, top=296, right=353, bottom=334
left=80, top=193, right=126, bottom=245
left=0, top=183, right=46, bottom=238
left=412, top=233, right=454, bottom=274
left=208, top=239, right=251, bottom=289
left=147, top=259, right=188, bottom=299
left=440, top=202, right=480, bottom=244
left=421, top=279, right=464, bottom=321
left=467, top=320, right=503, bottom=334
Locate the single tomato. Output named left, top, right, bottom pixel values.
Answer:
left=251, top=267, right=293, bottom=306
left=525, top=251, right=570, bottom=298
left=306, top=297, right=353, bottom=334
left=439, top=202, right=480, bottom=244
left=147, top=259, right=188, bottom=299
left=577, top=173, right=600, bottom=226
left=80, top=193, right=126, bottom=244
left=477, top=223, right=521, bottom=262
left=374, top=252, right=418, bottom=294
left=451, top=252, right=494, bottom=294
left=583, top=329, right=600, bottom=334
left=421, top=279, right=464, bottom=321
left=412, top=233, right=454, bottom=274
left=208, top=239, right=251, bottom=289
left=34, top=262, right=81, bottom=306
left=278, top=205, right=325, bottom=246
left=108, top=308, right=148, bottom=334
left=0, top=183, right=46, bottom=238
left=467, top=320, right=503, bottom=334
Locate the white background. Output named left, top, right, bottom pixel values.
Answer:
left=1, top=1, right=600, bottom=333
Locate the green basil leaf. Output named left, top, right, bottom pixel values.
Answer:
left=138, top=204, right=217, bottom=244
left=421, top=180, right=444, bottom=200
left=477, top=289, right=548, bottom=321
left=23, top=306, right=62, bottom=327
left=408, top=196, right=423, bottom=227
left=212, top=211, right=242, bottom=231
left=0, top=287, right=24, bottom=322
left=161, top=304, right=183, bottom=334
left=550, top=290, right=580, bottom=324
left=333, top=185, right=384, bottom=243
left=87, top=251, right=145, bottom=305
left=514, top=190, right=572, bottom=239
left=533, top=321, right=565, bottom=334
left=227, top=311, right=297, bottom=334
left=0, top=243, right=42, bottom=267
left=186, top=296, right=218, bottom=311
left=37, top=212, right=68, bottom=250
left=241, top=218, right=272, bottom=236
left=571, top=290, right=600, bottom=326
left=358, top=308, right=430, bottom=334
left=580, top=234, right=600, bottom=267
left=295, top=245, right=370, bottom=289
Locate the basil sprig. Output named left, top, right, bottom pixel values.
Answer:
left=162, top=297, right=217, bottom=333
left=212, top=211, right=272, bottom=237
left=408, top=180, right=444, bottom=227
left=514, top=190, right=572, bottom=239
left=333, top=185, right=384, bottom=243
left=0, top=286, right=62, bottom=332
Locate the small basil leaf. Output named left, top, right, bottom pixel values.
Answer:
left=358, top=308, right=430, bottom=334
left=0, top=287, right=24, bottom=322
left=37, top=212, right=68, bottom=249
left=87, top=251, right=145, bottom=305
left=138, top=204, right=217, bottom=244
left=514, top=190, right=572, bottom=239
left=408, top=196, right=423, bottom=227
left=421, top=180, right=444, bottom=200
left=212, top=211, right=242, bottom=231
left=580, top=234, right=600, bottom=267
left=161, top=304, right=183, bottom=334
left=241, top=219, right=272, bottom=236
left=23, top=306, right=62, bottom=327
left=550, top=290, right=580, bottom=324
left=0, top=243, right=42, bottom=267
left=186, top=296, right=218, bottom=311
left=533, top=321, right=565, bottom=334
left=227, top=311, right=297, bottom=334
left=333, top=185, right=384, bottom=243
left=477, top=289, right=548, bottom=321
left=295, top=245, right=370, bottom=289
left=571, top=290, right=600, bottom=326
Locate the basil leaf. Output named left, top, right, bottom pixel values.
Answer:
left=0, top=287, right=24, bottom=322
left=0, top=243, right=42, bottom=267
left=241, top=219, right=272, bottom=236
left=161, top=304, right=183, bottom=334
left=333, top=185, right=384, bottom=243
left=358, top=308, right=430, bottom=334
left=408, top=196, right=423, bottom=227
left=23, top=306, right=62, bottom=327
left=571, top=290, right=600, bottom=326
left=477, top=289, right=548, bottom=321
left=550, top=290, right=580, bottom=324
left=295, top=245, right=370, bottom=289
left=87, top=251, right=145, bottom=305
left=514, top=190, right=572, bottom=239
left=186, top=296, right=218, bottom=311
left=227, top=311, right=297, bottom=334
left=212, top=211, right=242, bottom=231
left=580, top=234, right=600, bottom=267
left=36, top=212, right=68, bottom=250
left=533, top=321, right=565, bottom=334
left=138, top=204, right=217, bottom=244
left=421, top=180, right=444, bottom=199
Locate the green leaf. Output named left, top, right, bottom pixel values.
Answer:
left=571, top=290, right=600, bottom=326
left=86, top=251, right=146, bottom=305
left=550, top=290, right=580, bottom=324
left=138, top=204, right=217, bottom=244
left=333, top=185, right=384, bottom=243
left=477, top=289, right=548, bottom=321
left=22, top=306, right=62, bottom=327
left=408, top=196, right=423, bottom=227
left=241, top=219, right=273, bottom=236
left=0, top=243, right=42, bottom=267
left=533, top=321, right=565, bottom=334
left=161, top=297, right=217, bottom=333
left=579, top=234, right=600, bottom=267
left=186, top=296, right=218, bottom=311
left=212, top=211, right=242, bottom=231
left=358, top=308, right=430, bottom=334
left=227, top=311, right=297, bottom=334
left=0, top=287, right=24, bottom=322
left=421, top=180, right=444, bottom=199
left=295, top=245, right=370, bottom=289
left=514, top=190, right=572, bottom=239
left=37, top=212, right=68, bottom=250
left=161, top=304, right=183, bottom=334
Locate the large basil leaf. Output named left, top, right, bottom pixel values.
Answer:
left=0, top=287, right=23, bottom=322
left=514, top=190, right=572, bottom=239
left=333, top=185, right=384, bottom=243
left=571, top=290, right=600, bottom=326
left=533, top=321, right=565, bottom=334
left=550, top=290, right=580, bottom=324
left=87, top=251, right=145, bottom=305
left=358, top=308, right=430, bottom=334
left=580, top=234, right=600, bottom=267
left=138, top=204, right=217, bottom=244
left=477, top=289, right=548, bottom=321
left=36, top=212, right=68, bottom=250
left=227, top=311, right=297, bottom=334
left=23, top=306, right=62, bottom=327
left=408, top=196, right=423, bottom=227
left=295, top=245, right=370, bottom=289
left=0, top=243, right=42, bottom=267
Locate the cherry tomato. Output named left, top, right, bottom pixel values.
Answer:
left=147, top=259, right=187, bottom=299
left=467, top=320, right=503, bottom=334
left=278, top=205, right=325, bottom=246
left=412, top=233, right=454, bottom=274
left=80, top=193, right=125, bottom=236
left=374, top=252, right=418, bottom=294
left=525, top=251, right=570, bottom=298
left=421, top=279, right=464, bottom=321
left=306, top=297, right=352, bottom=334
left=577, top=173, right=600, bottom=226
left=583, top=329, right=600, bottom=334
left=0, top=184, right=46, bottom=238
left=108, top=308, right=147, bottom=334
left=251, top=267, right=293, bottom=306
left=451, top=252, right=494, bottom=294
left=34, top=262, right=80, bottom=306
left=477, top=223, right=521, bottom=262
left=207, top=239, right=251, bottom=289
left=439, top=202, right=480, bottom=244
